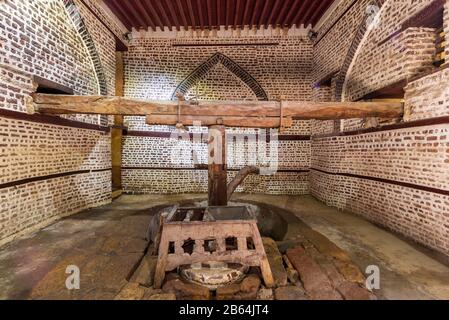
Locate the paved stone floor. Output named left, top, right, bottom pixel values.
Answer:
left=0, top=194, right=448, bottom=300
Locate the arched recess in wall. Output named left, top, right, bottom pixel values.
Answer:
left=171, top=53, right=269, bottom=101
left=63, top=0, right=108, bottom=95
left=334, top=0, right=386, bottom=101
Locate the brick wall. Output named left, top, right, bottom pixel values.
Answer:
left=405, top=67, right=449, bottom=121
left=310, top=171, right=449, bottom=255
left=0, top=0, right=115, bottom=246
left=445, top=0, right=449, bottom=59
left=125, top=36, right=312, bottom=101
left=313, top=0, right=374, bottom=83
left=310, top=0, right=449, bottom=256
left=344, top=26, right=436, bottom=101
left=74, top=0, right=116, bottom=96
left=122, top=35, right=314, bottom=195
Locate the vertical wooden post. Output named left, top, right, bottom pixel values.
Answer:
left=112, top=52, right=124, bottom=194
left=208, top=125, right=227, bottom=206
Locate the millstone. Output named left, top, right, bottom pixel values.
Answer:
left=179, top=262, right=249, bottom=290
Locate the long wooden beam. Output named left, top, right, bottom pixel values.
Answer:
left=29, top=94, right=404, bottom=128
left=146, top=114, right=293, bottom=128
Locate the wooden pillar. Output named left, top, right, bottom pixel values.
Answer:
left=112, top=52, right=124, bottom=192
left=208, top=125, right=227, bottom=206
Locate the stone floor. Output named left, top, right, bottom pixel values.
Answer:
left=0, top=194, right=448, bottom=300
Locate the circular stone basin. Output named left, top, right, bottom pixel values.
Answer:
left=179, top=262, right=249, bottom=290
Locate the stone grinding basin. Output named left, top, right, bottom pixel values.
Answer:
left=180, top=262, right=249, bottom=290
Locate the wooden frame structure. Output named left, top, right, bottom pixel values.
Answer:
left=28, top=93, right=404, bottom=206
left=153, top=218, right=274, bottom=289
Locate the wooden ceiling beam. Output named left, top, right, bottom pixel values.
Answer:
left=233, top=0, right=241, bottom=28
left=197, top=0, right=205, bottom=30
left=186, top=0, right=197, bottom=29
left=217, top=0, right=222, bottom=26
left=275, top=0, right=292, bottom=27
left=121, top=1, right=146, bottom=29
left=291, top=0, right=309, bottom=27
left=299, top=0, right=320, bottom=27
left=207, top=0, right=214, bottom=28
left=155, top=0, right=173, bottom=31
left=29, top=94, right=405, bottom=125
left=249, top=0, right=263, bottom=29
left=242, top=0, right=252, bottom=27
left=257, top=0, right=271, bottom=29
left=306, top=0, right=331, bottom=27
left=143, top=0, right=165, bottom=31
left=266, top=0, right=281, bottom=28
left=133, top=0, right=156, bottom=31
left=107, top=0, right=134, bottom=29
left=166, top=0, right=181, bottom=31
left=176, top=0, right=189, bottom=30
left=284, top=0, right=303, bottom=27
left=225, top=0, right=234, bottom=30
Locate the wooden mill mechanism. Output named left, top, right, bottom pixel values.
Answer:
left=27, top=94, right=404, bottom=288
left=28, top=93, right=403, bottom=207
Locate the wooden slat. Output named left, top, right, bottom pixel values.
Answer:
left=146, top=114, right=293, bottom=128
left=31, top=94, right=404, bottom=122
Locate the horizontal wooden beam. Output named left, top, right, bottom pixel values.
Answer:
left=146, top=114, right=293, bottom=128
left=29, top=94, right=404, bottom=128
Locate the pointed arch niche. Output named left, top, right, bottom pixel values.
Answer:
left=171, top=53, right=268, bottom=101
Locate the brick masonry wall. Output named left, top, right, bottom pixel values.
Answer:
left=312, top=125, right=449, bottom=191
left=445, top=0, right=449, bottom=59
left=74, top=0, right=116, bottom=96
left=309, top=170, right=449, bottom=255
left=125, top=36, right=312, bottom=101
left=122, top=131, right=311, bottom=196
left=310, top=122, right=449, bottom=256
left=344, top=26, right=436, bottom=101
left=0, top=0, right=97, bottom=101
left=122, top=35, right=314, bottom=195
left=404, top=67, right=449, bottom=121
left=123, top=169, right=309, bottom=196
left=310, top=0, right=449, bottom=256
left=0, top=117, right=111, bottom=184
left=79, top=0, right=127, bottom=43
left=313, top=0, right=373, bottom=83
left=0, top=0, right=116, bottom=246
left=0, top=170, right=111, bottom=246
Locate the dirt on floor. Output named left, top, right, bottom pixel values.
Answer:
left=0, top=194, right=448, bottom=300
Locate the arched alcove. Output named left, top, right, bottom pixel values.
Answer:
left=171, top=53, right=268, bottom=101
left=63, top=0, right=108, bottom=95
left=334, top=0, right=386, bottom=101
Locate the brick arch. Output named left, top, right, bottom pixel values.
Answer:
left=63, top=0, right=108, bottom=95
left=172, top=53, right=268, bottom=101
left=334, top=0, right=385, bottom=101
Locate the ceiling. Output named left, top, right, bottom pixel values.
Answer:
left=103, top=0, right=336, bottom=32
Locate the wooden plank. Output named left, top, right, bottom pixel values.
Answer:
left=112, top=52, right=125, bottom=191
left=146, top=114, right=293, bottom=128
left=31, top=94, right=404, bottom=123
left=227, top=166, right=260, bottom=201
left=208, top=125, right=227, bottom=206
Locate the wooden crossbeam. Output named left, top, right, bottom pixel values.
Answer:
left=28, top=94, right=404, bottom=128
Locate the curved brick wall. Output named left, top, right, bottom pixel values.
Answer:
left=0, top=0, right=116, bottom=246
left=310, top=0, right=449, bottom=256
